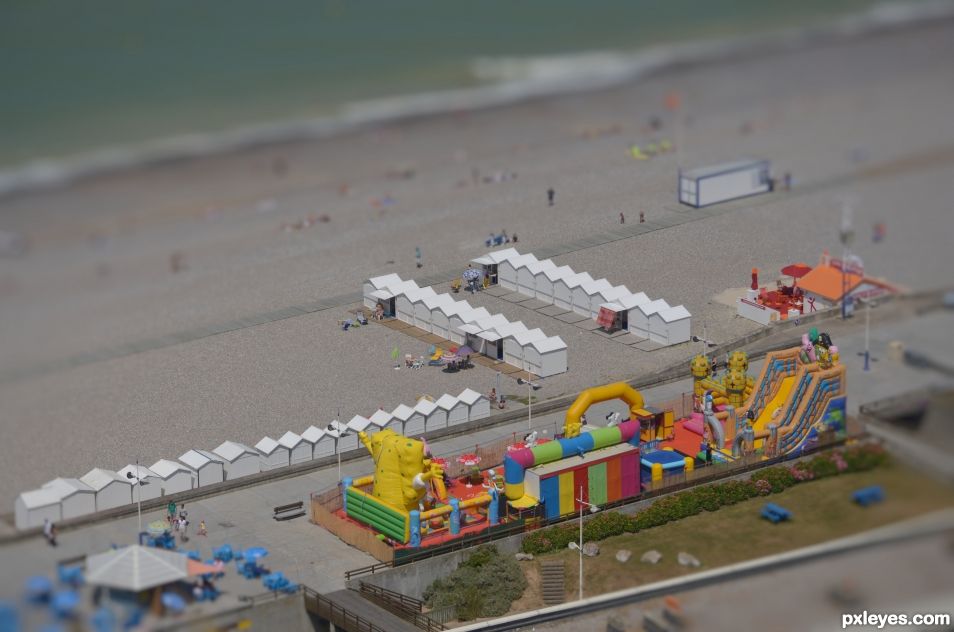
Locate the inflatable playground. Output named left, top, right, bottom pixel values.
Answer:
left=324, top=330, right=846, bottom=557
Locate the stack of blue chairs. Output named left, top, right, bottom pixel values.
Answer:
left=262, top=572, right=298, bottom=594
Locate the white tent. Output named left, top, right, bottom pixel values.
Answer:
left=589, top=285, right=631, bottom=319
left=86, top=545, right=191, bottom=592
left=457, top=388, right=491, bottom=421
left=631, top=298, right=669, bottom=339
left=278, top=431, right=312, bottom=466
left=572, top=278, right=613, bottom=317
left=414, top=398, right=444, bottom=432
left=525, top=336, right=568, bottom=377
left=149, top=460, right=196, bottom=496
left=471, top=247, right=520, bottom=287
left=536, top=265, right=574, bottom=303
left=498, top=253, right=537, bottom=291
left=506, top=328, right=547, bottom=369
left=437, top=393, right=468, bottom=427
left=255, top=437, right=289, bottom=471
left=553, top=272, right=593, bottom=311
left=178, top=450, right=225, bottom=487
left=302, top=425, right=336, bottom=459
left=447, top=305, right=487, bottom=344
left=368, top=409, right=395, bottom=433
left=428, top=295, right=464, bottom=339
left=42, top=478, right=95, bottom=520
left=15, top=488, right=61, bottom=529
left=363, top=273, right=403, bottom=309
left=118, top=465, right=163, bottom=502
left=391, top=404, right=420, bottom=436
left=651, top=304, right=692, bottom=345
left=212, top=441, right=260, bottom=480
left=518, top=259, right=556, bottom=297
left=327, top=419, right=358, bottom=452
left=81, top=468, right=134, bottom=511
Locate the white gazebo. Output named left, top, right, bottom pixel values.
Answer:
left=368, top=409, right=395, bottom=433
left=80, top=468, right=134, bottom=511
left=363, top=273, right=403, bottom=309
left=328, top=419, right=359, bottom=452
left=213, top=441, right=261, bottom=480
left=553, top=272, right=593, bottom=311
left=518, top=259, right=556, bottom=297
left=525, top=336, right=568, bottom=377
left=506, top=327, right=547, bottom=369
left=149, top=460, right=196, bottom=496
left=414, top=398, right=444, bottom=431
left=447, top=305, right=487, bottom=344
left=457, top=388, right=491, bottom=421
left=255, top=437, right=290, bottom=471
left=15, top=489, right=61, bottom=529
left=178, top=450, right=225, bottom=487
left=536, top=265, right=574, bottom=303
left=278, top=431, right=312, bottom=466
left=42, top=478, right=95, bottom=521
left=302, top=425, right=336, bottom=460
left=428, top=296, right=466, bottom=340
left=498, top=253, right=537, bottom=291
left=651, top=304, right=692, bottom=345
left=86, top=545, right=193, bottom=593
left=117, top=465, right=163, bottom=502
left=470, top=247, right=520, bottom=287
left=437, top=393, right=468, bottom=427
left=631, top=298, right=669, bottom=339
left=572, top=278, right=613, bottom=317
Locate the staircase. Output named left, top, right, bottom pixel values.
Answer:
left=540, top=559, right=566, bottom=605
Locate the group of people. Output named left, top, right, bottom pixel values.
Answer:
left=167, top=501, right=207, bottom=540
left=485, top=229, right=518, bottom=247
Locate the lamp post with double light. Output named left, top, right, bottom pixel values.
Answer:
left=516, top=374, right=542, bottom=431
left=567, top=486, right=599, bottom=601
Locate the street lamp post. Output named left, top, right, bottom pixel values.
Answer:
left=517, top=374, right=542, bottom=431
left=124, top=458, right=146, bottom=535
left=840, top=201, right=855, bottom=320
left=569, top=485, right=599, bottom=601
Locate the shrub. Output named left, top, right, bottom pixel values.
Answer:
left=582, top=510, right=631, bottom=542
left=752, top=466, right=797, bottom=493
left=423, top=545, right=526, bottom=621
left=842, top=443, right=889, bottom=471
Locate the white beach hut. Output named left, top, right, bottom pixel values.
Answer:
left=447, top=305, right=488, bottom=344
left=589, top=285, right=631, bottom=319
left=255, top=437, right=290, bottom=471
left=416, top=293, right=451, bottom=334
left=368, top=409, right=395, bottom=433
left=302, top=425, right=336, bottom=460
left=536, top=265, right=575, bottom=303
left=213, top=441, right=261, bottom=480
left=118, top=465, right=163, bottom=502
left=498, top=253, right=537, bottom=291
left=618, top=292, right=650, bottom=335
left=651, top=305, right=692, bottom=345
left=477, top=329, right=504, bottom=361
left=327, top=419, right=359, bottom=453
left=429, top=296, right=466, bottom=340
left=631, top=298, right=669, bottom=339
left=178, top=450, right=225, bottom=487
left=458, top=388, right=491, bottom=421
left=347, top=414, right=374, bottom=438
left=148, top=460, right=196, bottom=496
left=80, top=468, right=134, bottom=511
left=507, top=328, right=547, bottom=369
left=457, top=323, right=484, bottom=352
left=394, top=284, right=427, bottom=325
left=15, top=489, right=61, bottom=530
left=363, top=273, right=403, bottom=310
left=493, top=320, right=529, bottom=366
left=525, top=336, right=568, bottom=377
left=518, top=259, right=556, bottom=297
left=42, top=478, right=95, bottom=520
left=414, top=398, right=444, bottom=431
left=470, top=247, right=520, bottom=287
left=572, top=278, right=613, bottom=317
left=278, top=431, right=312, bottom=466
left=391, top=404, right=417, bottom=436
left=553, top=272, right=593, bottom=311
left=438, top=393, right=468, bottom=427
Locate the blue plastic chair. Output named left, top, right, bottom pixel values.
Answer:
left=51, top=591, right=80, bottom=619
left=25, top=576, right=53, bottom=604
left=57, top=565, right=84, bottom=587
left=91, top=606, right=117, bottom=632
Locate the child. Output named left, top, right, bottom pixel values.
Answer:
left=197, top=521, right=208, bottom=537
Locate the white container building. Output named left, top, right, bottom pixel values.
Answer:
left=477, top=329, right=504, bottom=361
left=536, top=265, right=574, bottom=303
left=149, top=460, right=196, bottom=496
left=346, top=415, right=373, bottom=439
left=437, top=394, right=468, bottom=427
left=363, top=273, right=403, bottom=309
left=416, top=293, right=452, bottom=334
left=255, top=437, right=290, bottom=471
left=42, top=478, right=95, bottom=520
left=630, top=298, right=669, bottom=339
left=414, top=398, right=444, bottom=432
left=470, top=247, right=520, bottom=287
left=429, top=296, right=467, bottom=340
left=391, top=404, right=419, bottom=436
left=15, top=489, right=61, bottom=530
left=213, top=441, right=261, bottom=480
left=498, top=253, right=537, bottom=291
left=80, top=468, right=134, bottom=511
left=458, top=388, right=491, bottom=421
left=506, top=328, right=547, bottom=369
left=518, top=259, right=556, bottom=297
left=650, top=305, right=692, bottom=346
left=302, top=425, right=336, bottom=460
left=553, top=272, right=593, bottom=311
left=178, top=450, right=225, bottom=487
left=368, top=409, right=395, bottom=433
left=572, top=278, right=613, bottom=317
left=589, top=285, right=630, bottom=319
left=618, top=292, right=650, bottom=335
left=448, top=306, right=488, bottom=344
left=678, top=159, right=772, bottom=208
left=278, top=431, right=312, bottom=466
left=525, top=336, right=568, bottom=377
left=118, top=465, right=163, bottom=502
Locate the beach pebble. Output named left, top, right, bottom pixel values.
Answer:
left=582, top=542, right=600, bottom=557
left=514, top=553, right=534, bottom=561
left=641, top=550, right=662, bottom=564
left=677, top=552, right=701, bottom=567
left=615, top=549, right=632, bottom=563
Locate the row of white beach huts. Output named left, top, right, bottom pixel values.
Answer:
left=363, top=274, right=568, bottom=377
left=469, top=248, right=692, bottom=346
left=15, top=389, right=492, bottom=529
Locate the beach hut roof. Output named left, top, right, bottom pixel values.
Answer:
left=456, top=323, right=483, bottom=335
left=149, top=459, right=196, bottom=479
left=178, top=450, right=223, bottom=470
left=457, top=388, right=484, bottom=405
left=87, top=545, right=190, bottom=592
left=423, top=294, right=455, bottom=310
left=525, top=259, right=556, bottom=274
left=457, top=307, right=490, bottom=323
left=18, top=488, right=61, bottom=510
left=542, top=265, right=575, bottom=282
left=301, top=425, right=326, bottom=443
left=369, top=288, right=394, bottom=301
left=602, top=285, right=631, bottom=301
left=581, top=278, right=613, bottom=294
left=481, top=247, right=521, bottom=264
left=254, top=437, right=281, bottom=455
left=369, top=409, right=393, bottom=427
left=477, top=330, right=502, bottom=342
left=530, top=336, right=567, bottom=353
left=443, top=300, right=473, bottom=317
left=474, top=314, right=508, bottom=331
left=493, top=320, right=528, bottom=338
left=347, top=415, right=372, bottom=432
left=506, top=253, right=539, bottom=269
left=600, top=302, right=624, bottom=313
left=81, top=469, right=131, bottom=492
left=414, top=398, right=438, bottom=415
left=659, top=305, right=692, bottom=322
left=43, top=478, right=94, bottom=499
left=639, top=298, right=670, bottom=316
left=366, top=273, right=403, bottom=290
left=562, top=271, right=593, bottom=289
left=435, top=394, right=460, bottom=411
left=278, top=431, right=304, bottom=449
left=405, top=286, right=437, bottom=302
left=618, top=292, right=650, bottom=309
left=388, top=280, right=420, bottom=297
left=213, top=441, right=258, bottom=463
left=512, top=328, right=547, bottom=345
left=118, top=465, right=160, bottom=482
left=391, top=404, right=416, bottom=422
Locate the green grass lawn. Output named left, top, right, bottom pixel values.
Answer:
left=511, top=463, right=954, bottom=609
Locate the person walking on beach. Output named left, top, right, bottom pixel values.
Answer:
left=415, top=246, right=423, bottom=269
left=43, top=518, right=57, bottom=547
left=197, top=520, right=208, bottom=537
left=167, top=500, right=177, bottom=524
left=619, top=212, right=625, bottom=224
left=639, top=211, right=645, bottom=223
left=547, top=188, right=555, bottom=206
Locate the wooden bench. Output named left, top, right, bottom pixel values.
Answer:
left=852, top=485, right=885, bottom=507
left=761, top=503, right=792, bottom=523
left=273, top=501, right=305, bottom=521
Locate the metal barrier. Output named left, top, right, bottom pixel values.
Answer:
left=357, top=582, right=446, bottom=632
left=303, top=587, right=388, bottom=632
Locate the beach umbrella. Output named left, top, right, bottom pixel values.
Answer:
left=456, top=453, right=481, bottom=468
left=51, top=591, right=80, bottom=618
left=781, top=263, right=812, bottom=286
left=244, top=547, right=269, bottom=561
left=462, top=268, right=480, bottom=281
left=457, top=345, right=474, bottom=357
left=146, top=521, right=168, bottom=536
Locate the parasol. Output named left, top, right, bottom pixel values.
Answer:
left=457, top=345, right=474, bottom=356
left=430, top=457, right=448, bottom=469
left=456, top=453, right=481, bottom=467
left=462, top=268, right=481, bottom=281
left=146, top=521, right=169, bottom=536
left=780, top=263, right=812, bottom=286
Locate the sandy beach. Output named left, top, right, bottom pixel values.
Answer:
left=1, top=18, right=954, bottom=509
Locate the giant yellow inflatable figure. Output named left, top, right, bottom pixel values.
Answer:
left=358, top=429, right=444, bottom=512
